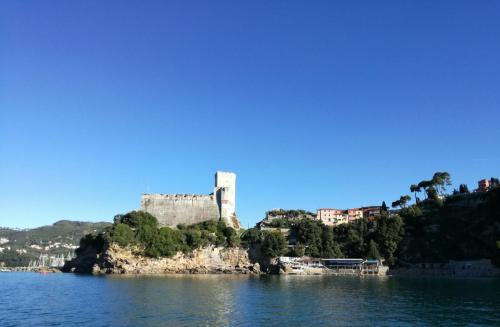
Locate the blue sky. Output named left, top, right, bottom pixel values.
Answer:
left=1, top=1, right=499, bottom=228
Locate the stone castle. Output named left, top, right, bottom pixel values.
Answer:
left=140, top=171, right=240, bottom=229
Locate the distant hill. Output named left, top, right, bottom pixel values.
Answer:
left=0, top=220, right=111, bottom=267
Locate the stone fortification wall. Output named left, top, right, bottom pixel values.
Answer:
left=141, top=194, right=220, bottom=227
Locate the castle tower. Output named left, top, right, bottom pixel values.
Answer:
left=214, top=171, right=237, bottom=226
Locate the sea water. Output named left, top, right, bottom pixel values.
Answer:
left=1, top=273, right=499, bottom=326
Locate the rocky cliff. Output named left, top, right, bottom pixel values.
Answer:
left=63, top=243, right=260, bottom=275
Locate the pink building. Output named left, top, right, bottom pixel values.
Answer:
left=317, top=205, right=383, bottom=226
left=316, top=209, right=347, bottom=226
left=347, top=208, right=363, bottom=222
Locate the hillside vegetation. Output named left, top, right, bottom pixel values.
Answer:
left=77, top=211, right=242, bottom=259
left=396, top=176, right=500, bottom=266
left=244, top=173, right=500, bottom=267
left=0, top=220, right=111, bottom=267
left=244, top=209, right=403, bottom=264
left=76, top=211, right=300, bottom=263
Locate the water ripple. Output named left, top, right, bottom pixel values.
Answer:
left=1, top=273, right=500, bottom=326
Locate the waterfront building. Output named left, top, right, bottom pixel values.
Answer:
left=321, top=258, right=382, bottom=275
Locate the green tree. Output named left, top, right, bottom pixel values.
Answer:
left=223, top=227, right=240, bottom=247
left=432, top=172, right=451, bottom=195
left=261, top=231, right=288, bottom=258
left=289, top=243, right=305, bottom=257
left=241, top=228, right=262, bottom=247
left=366, top=240, right=381, bottom=260
left=185, top=229, right=204, bottom=249
left=118, top=211, right=158, bottom=229
left=76, top=233, right=106, bottom=255
left=426, top=186, right=439, bottom=201
left=400, top=195, right=411, bottom=208
left=410, top=184, right=421, bottom=201
left=198, top=220, right=218, bottom=233
left=319, top=225, right=343, bottom=258
left=108, top=223, right=135, bottom=247
left=459, top=184, right=470, bottom=194
left=334, top=222, right=365, bottom=258
left=381, top=201, right=388, bottom=213
left=136, top=223, right=159, bottom=250
left=392, top=196, right=411, bottom=209
left=295, top=219, right=323, bottom=257
left=373, top=215, right=403, bottom=265
left=156, top=227, right=182, bottom=257
left=215, top=224, right=228, bottom=247
left=417, top=180, right=433, bottom=199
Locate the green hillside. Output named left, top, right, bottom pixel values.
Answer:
left=0, top=220, right=111, bottom=267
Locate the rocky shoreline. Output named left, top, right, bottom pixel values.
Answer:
left=57, top=242, right=500, bottom=278
left=62, top=243, right=261, bottom=275
left=0, top=267, right=61, bottom=273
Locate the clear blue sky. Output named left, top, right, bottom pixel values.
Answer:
left=1, top=1, right=499, bottom=228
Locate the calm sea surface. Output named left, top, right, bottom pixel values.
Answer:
left=1, top=273, right=500, bottom=326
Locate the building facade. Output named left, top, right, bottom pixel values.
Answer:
left=316, top=209, right=348, bottom=226
left=317, top=206, right=382, bottom=226
left=140, top=171, right=240, bottom=229
left=361, top=206, right=382, bottom=220
left=347, top=209, right=363, bottom=222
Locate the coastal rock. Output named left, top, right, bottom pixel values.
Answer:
left=63, top=243, right=260, bottom=275
left=61, top=243, right=100, bottom=274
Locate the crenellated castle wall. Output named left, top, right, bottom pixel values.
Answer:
left=141, top=194, right=221, bottom=227
left=140, top=171, right=239, bottom=229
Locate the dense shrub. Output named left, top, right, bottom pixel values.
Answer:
left=288, top=243, right=305, bottom=257
left=108, top=223, right=135, bottom=247
left=241, top=228, right=262, bottom=246
left=399, top=187, right=500, bottom=265
left=261, top=231, right=288, bottom=258
left=224, top=227, right=240, bottom=247
left=76, top=233, right=106, bottom=255
left=82, top=212, right=243, bottom=259
left=116, top=211, right=158, bottom=229
left=0, top=249, right=33, bottom=267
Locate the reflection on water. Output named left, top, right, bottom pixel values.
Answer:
left=1, top=273, right=500, bottom=326
left=104, top=275, right=241, bottom=326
